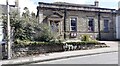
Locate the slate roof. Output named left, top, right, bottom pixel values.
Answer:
left=38, top=2, right=116, bottom=10
left=53, top=2, right=96, bottom=8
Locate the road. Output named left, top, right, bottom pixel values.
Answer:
left=33, top=52, right=118, bottom=64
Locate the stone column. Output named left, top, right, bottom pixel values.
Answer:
left=39, top=10, right=43, bottom=23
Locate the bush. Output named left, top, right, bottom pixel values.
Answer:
left=14, top=39, right=63, bottom=47
left=33, top=24, right=54, bottom=42
left=66, top=41, right=100, bottom=45
left=81, top=34, right=90, bottom=41
left=14, top=39, right=30, bottom=47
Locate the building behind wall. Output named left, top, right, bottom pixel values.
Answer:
left=116, top=1, right=120, bottom=40
left=0, top=0, right=19, bottom=42
left=37, top=1, right=117, bottom=40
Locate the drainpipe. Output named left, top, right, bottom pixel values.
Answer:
left=98, top=11, right=101, bottom=40
left=64, top=9, right=67, bottom=39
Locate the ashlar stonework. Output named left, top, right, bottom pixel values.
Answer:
left=37, top=2, right=116, bottom=40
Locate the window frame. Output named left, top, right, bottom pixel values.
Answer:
left=70, top=16, right=77, bottom=32
left=103, top=19, right=109, bottom=32
left=88, top=17, right=94, bottom=32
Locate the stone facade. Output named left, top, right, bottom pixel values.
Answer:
left=116, top=10, right=120, bottom=40
left=116, top=2, right=120, bottom=40
left=37, top=2, right=117, bottom=40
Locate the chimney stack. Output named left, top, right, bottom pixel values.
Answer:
left=94, top=0, right=99, bottom=7
left=118, top=1, right=120, bottom=10
left=15, top=0, right=19, bottom=7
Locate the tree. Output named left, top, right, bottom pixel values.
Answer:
left=22, top=7, right=30, bottom=19
left=2, top=7, right=30, bottom=41
left=2, top=7, right=54, bottom=43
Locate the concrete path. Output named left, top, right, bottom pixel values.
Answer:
left=0, top=41, right=118, bottom=65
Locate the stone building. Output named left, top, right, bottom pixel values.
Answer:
left=116, top=1, right=120, bottom=40
left=37, top=1, right=116, bottom=40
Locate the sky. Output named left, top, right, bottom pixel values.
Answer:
left=0, top=0, right=119, bottom=14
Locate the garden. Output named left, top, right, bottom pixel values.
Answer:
left=11, top=34, right=109, bottom=58
left=2, top=7, right=109, bottom=59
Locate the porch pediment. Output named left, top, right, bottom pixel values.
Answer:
left=49, top=12, right=63, bottom=18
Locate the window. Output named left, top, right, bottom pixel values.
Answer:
left=104, top=19, right=109, bottom=32
left=70, top=17, right=77, bottom=32
left=88, top=18, right=94, bottom=32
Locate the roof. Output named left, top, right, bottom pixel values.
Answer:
left=38, top=2, right=116, bottom=11
left=117, top=10, right=120, bottom=14
left=0, top=4, right=17, bottom=15
left=0, top=4, right=7, bottom=15
left=53, top=2, right=96, bottom=8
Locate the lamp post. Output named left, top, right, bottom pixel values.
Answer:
left=6, top=0, right=11, bottom=59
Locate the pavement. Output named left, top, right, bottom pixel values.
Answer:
left=0, top=41, right=118, bottom=65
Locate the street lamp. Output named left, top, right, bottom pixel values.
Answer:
left=6, top=0, right=12, bottom=59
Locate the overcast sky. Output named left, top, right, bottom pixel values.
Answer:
left=0, top=0, right=119, bottom=14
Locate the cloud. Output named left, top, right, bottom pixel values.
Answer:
left=19, top=0, right=37, bottom=14
left=99, top=0, right=119, bottom=2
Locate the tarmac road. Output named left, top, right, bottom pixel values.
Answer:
left=33, top=52, right=118, bottom=64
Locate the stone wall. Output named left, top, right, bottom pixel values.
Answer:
left=11, top=42, right=108, bottom=59
left=12, top=44, right=64, bottom=58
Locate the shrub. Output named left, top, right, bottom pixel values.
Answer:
left=66, top=41, right=99, bottom=45
left=81, top=34, right=90, bottom=41
left=33, top=24, right=54, bottom=42
left=14, top=39, right=64, bottom=47
left=14, top=39, right=30, bottom=47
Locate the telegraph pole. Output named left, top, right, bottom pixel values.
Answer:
left=6, top=0, right=11, bottom=59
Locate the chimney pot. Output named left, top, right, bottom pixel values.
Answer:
left=94, top=0, right=99, bottom=7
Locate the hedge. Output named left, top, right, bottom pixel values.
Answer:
left=14, top=39, right=64, bottom=47
left=66, top=41, right=100, bottom=45
left=14, top=39, right=102, bottom=47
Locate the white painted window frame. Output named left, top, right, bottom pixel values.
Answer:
left=70, top=16, right=78, bottom=32
left=103, top=18, right=110, bottom=32
left=87, top=17, right=94, bottom=32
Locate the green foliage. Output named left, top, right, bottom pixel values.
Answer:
left=66, top=41, right=100, bottom=45
left=2, top=7, right=55, bottom=46
left=33, top=24, right=54, bottom=42
left=14, top=39, right=46, bottom=46
left=14, top=39, right=63, bottom=47
left=81, top=34, right=90, bottom=41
